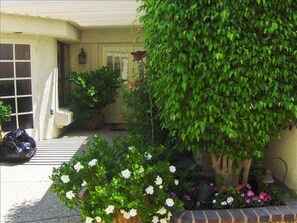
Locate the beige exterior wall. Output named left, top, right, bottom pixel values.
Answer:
left=264, top=128, right=297, bottom=190
left=69, top=27, right=144, bottom=123
left=0, top=34, right=63, bottom=140
left=1, top=13, right=144, bottom=139
left=0, top=13, right=80, bottom=42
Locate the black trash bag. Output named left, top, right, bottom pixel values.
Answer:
left=0, top=129, right=37, bottom=162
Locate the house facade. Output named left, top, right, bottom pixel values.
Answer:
left=0, top=2, right=296, bottom=190
left=0, top=5, right=144, bottom=140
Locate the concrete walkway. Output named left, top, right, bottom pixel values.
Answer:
left=0, top=125, right=126, bottom=223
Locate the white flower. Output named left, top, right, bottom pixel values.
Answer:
left=138, top=166, right=144, bottom=174
left=95, top=216, right=102, bottom=222
left=66, top=190, right=75, bottom=200
left=129, top=209, right=137, bottom=217
left=174, top=179, right=179, bottom=185
left=157, top=207, right=167, bottom=215
left=227, top=197, right=234, bottom=204
left=74, top=162, right=84, bottom=172
left=160, top=218, right=167, bottom=223
left=128, top=146, right=135, bottom=151
left=105, top=205, right=115, bottom=214
left=121, top=169, right=131, bottom=179
left=88, top=159, right=97, bottom=167
left=152, top=216, right=159, bottom=223
left=121, top=210, right=130, bottom=219
left=155, top=175, right=163, bottom=185
left=81, top=181, right=87, bottom=187
left=85, top=217, right=93, bottom=223
left=165, top=198, right=174, bottom=207
left=221, top=201, right=227, bottom=206
left=60, top=175, right=70, bottom=183
left=145, top=152, right=152, bottom=160
left=167, top=211, right=172, bottom=220
left=213, top=199, right=216, bottom=204
left=159, top=185, right=163, bottom=189
left=169, top=165, right=176, bottom=173
left=145, top=186, right=154, bottom=195
left=215, top=193, right=219, bottom=196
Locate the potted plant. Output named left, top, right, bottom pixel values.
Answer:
left=50, top=135, right=183, bottom=223
left=0, top=100, right=12, bottom=141
left=69, top=67, right=122, bottom=130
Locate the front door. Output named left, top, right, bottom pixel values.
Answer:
left=101, top=46, right=143, bottom=123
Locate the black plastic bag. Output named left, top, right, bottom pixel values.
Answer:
left=0, top=129, right=37, bottom=162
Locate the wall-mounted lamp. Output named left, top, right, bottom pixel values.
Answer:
left=79, top=48, right=86, bottom=64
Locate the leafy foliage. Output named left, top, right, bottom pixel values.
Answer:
left=69, top=67, right=122, bottom=120
left=0, top=100, right=11, bottom=125
left=139, top=0, right=297, bottom=160
left=50, top=135, right=183, bottom=223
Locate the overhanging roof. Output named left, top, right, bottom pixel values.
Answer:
left=0, top=1, right=141, bottom=28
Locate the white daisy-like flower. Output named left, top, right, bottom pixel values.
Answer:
left=165, top=198, right=174, bottom=207
left=121, top=210, right=130, bottom=219
left=129, top=209, right=137, bottom=217
left=160, top=218, right=167, bottom=223
left=159, top=185, right=163, bottom=189
left=155, top=175, right=163, bottom=185
left=138, top=166, right=144, bottom=174
left=66, top=190, right=75, bottom=200
left=95, top=216, right=102, bottom=222
left=81, top=180, right=87, bottom=187
left=169, top=165, right=176, bottom=173
left=74, top=162, right=84, bottom=172
left=88, top=159, right=97, bottom=167
left=60, top=175, right=70, bottom=183
left=145, top=152, right=152, bottom=160
left=227, top=197, right=234, bottom=204
left=167, top=211, right=172, bottom=220
left=157, top=207, right=167, bottom=215
left=145, top=185, right=154, bottom=195
left=105, top=205, right=115, bottom=214
left=174, top=179, right=179, bottom=185
left=128, top=146, right=135, bottom=151
left=221, top=201, right=227, bottom=206
left=85, top=217, right=93, bottom=223
left=213, top=199, right=216, bottom=204
left=152, top=216, right=159, bottom=223
left=121, top=169, right=131, bottom=179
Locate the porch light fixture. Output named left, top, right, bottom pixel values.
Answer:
left=79, top=48, right=86, bottom=64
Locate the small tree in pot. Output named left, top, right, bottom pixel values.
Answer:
left=0, top=101, right=12, bottom=141
left=70, top=67, right=122, bottom=130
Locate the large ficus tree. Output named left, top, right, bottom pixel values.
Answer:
left=139, top=0, right=297, bottom=185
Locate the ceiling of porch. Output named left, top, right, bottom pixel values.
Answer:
left=0, top=1, right=141, bottom=29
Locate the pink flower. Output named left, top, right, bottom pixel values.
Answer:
left=247, top=190, right=254, bottom=197
left=183, top=195, right=191, bottom=201
left=246, top=199, right=251, bottom=204
left=246, top=184, right=252, bottom=190
left=240, top=193, right=245, bottom=197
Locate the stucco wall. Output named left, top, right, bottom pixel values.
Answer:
left=69, top=28, right=145, bottom=123
left=264, top=128, right=297, bottom=190
left=0, top=34, right=63, bottom=140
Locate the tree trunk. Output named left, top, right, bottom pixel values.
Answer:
left=210, top=152, right=252, bottom=186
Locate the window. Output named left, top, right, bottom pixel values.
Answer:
left=106, top=51, right=128, bottom=79
left=0, top=43, right=34, bottom=131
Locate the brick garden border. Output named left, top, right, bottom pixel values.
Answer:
left=171, top=205, right=297, bottom=223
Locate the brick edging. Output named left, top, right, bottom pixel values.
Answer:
left=171, top=205, right=297, bottom=223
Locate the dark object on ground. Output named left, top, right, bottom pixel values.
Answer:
left=0, top=129, right=37, bottom=162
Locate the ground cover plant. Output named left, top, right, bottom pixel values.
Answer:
left=138, top=0, right=297, bottom=186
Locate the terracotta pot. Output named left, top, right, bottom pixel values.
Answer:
left=80, top=110, right=104, bottom=130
